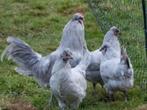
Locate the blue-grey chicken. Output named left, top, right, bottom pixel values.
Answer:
left=1, top=13, right=87, bottom=87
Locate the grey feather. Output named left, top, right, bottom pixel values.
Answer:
left=1, top=36, right=57, bottom=87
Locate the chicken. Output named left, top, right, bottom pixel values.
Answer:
left=86, top=49, right=103, bottom=92
left=1, top=13, right=87, bottom=87
left=50, top=49, right=90, bottom=110
left=100, top=47, right=134, bottom=101
left=100, top=26, right=121, bottom=61
left=86, top=26, right=121, bottom=92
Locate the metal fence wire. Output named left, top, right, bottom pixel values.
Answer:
left=86, top=0, right=147, bottom=90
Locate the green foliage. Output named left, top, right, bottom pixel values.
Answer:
left=0, top=0, right=146, bottom=110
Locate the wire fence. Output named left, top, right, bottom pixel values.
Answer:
left=142, top=0, right=147, bottom=55
left=86, top=0, right=147, bottom=90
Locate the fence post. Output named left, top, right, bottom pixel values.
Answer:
left=142, top=0, right=147, bottom=57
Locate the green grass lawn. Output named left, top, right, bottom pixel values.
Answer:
left=0, top=0, right=147, bottom=110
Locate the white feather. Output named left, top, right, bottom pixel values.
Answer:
left=50, top=51, right=90, bottom=109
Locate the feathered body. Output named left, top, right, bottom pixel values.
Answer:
left=50, top=50, right=90, bottom=110
left=86, top=26, right=121, bottom=90
left=1, top=13, right=86, bottom=87
left=100, top=49, right=134, bottom=101
left=101, top=26, right=121, bottom=61
left=86, top=50, right=103, bottom=88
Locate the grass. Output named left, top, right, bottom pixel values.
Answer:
left=0, top=0, right=147, bottom=110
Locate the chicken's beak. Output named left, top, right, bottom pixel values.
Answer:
left=113, top=28, right=120, bottom=36
left=72, top=13, right=84, bottom=25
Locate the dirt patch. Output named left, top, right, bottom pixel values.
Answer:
left=3, top=99, right=37, bottom=110
left=135, top=104, right=147, bottom=110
